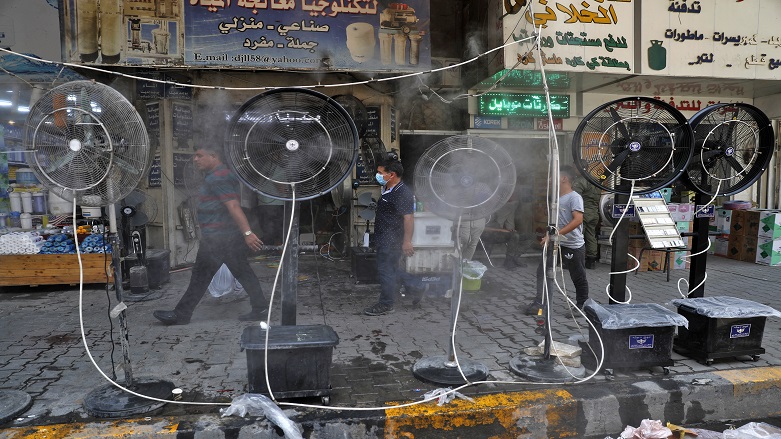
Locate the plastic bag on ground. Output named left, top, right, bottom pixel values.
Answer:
left=220, top=393, right=303, bottom=439
left=423, top=387, right=474, bottom=406
left=208, top=264, right=244, bottom=298
left=619, top=419, right=672, bottom=438
left=462, top=260, right=487, bottom=280
left=729, top=422, right=781, bottom=438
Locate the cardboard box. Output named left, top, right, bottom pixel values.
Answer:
left=668, top=203, right=694, bottom=222
left=675, top=221, right=693, bottom=234
left=732, top=210, right=762, bottom=237
left=756, top=237, right=781, bottom=266
left=671, top=251, right=689, bottom=270
left=645, top=250, right=666, bottom=271
left=712, top=209, right=733, bottom=234
left=730, top=210, right=745, bottom=236
left=713, top=236, right=730, bottom=257
left=728, top=234, right=758, bottom=262
left=743, top=236, right=759, bottom=262
left=758, top=210, right=781, bottom=239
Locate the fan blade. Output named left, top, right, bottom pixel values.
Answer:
left=608, top=107, right=630, bottom=140
left=358, top=208, right=376, bottom=221
left=357, top=191, right=375, bottom=207
left=725, top=155, right=745, bottom=174
left=46, top=149, right=80, bottom=173
left=130, top=211, right=149, bottom=228
left=606, top=148, right=631, bottom=174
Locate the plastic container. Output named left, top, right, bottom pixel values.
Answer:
left=411, top=212, right=454, bottom=247
left=240, top=325, right=339, bottom=400
left=0, top=213, right=7, bottom=228
left=582, top=301, right=687, bottom=372
left=9, top=192, right=21, bottom=212
left=21, top=192, right=33, bottom=213
left=81, top=207, right=102, bottom=218
left=48, top=192, right=72, bottom=215
left=32, top=193, right=46, bottom=214
left=9, top=212, right=21, bottom=228
left=672, top=296, right=780, bottom=364
left=20, top=212, right=33, bottom=229
left=461, top=276, right=481, bottom=291
left=15, top=168, right=38, bottom=185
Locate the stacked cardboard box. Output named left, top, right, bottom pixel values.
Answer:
left=756, top=211, right=781, bottom=266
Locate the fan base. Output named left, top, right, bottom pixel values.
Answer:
left=412, top=356, right=488, bottom=385
left=83, top=377, right=175, bottom=418
left=0, top=390, right=33, bottom=424
left=509, top=356, right=585, bottom=383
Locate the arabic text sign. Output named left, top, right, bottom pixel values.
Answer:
left=641, top=0, right=781, bottom=79
left=504, top=0, right=635, bottom=73
left=478, top=93, right=570, bottom=118
left=186, top=0, right=430, bottom=71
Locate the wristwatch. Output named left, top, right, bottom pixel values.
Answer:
left=244, top=230, right=253, bottom=236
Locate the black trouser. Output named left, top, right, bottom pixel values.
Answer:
left=535, top=244, right=589, bottom=307
left=175, top=233, right=267, bottom=318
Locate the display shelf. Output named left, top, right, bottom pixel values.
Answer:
left=0, top=254, right=113, bottom=287
left=632, top=196, right=685, bottom=249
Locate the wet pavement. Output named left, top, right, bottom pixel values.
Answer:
left=1, top=248, right=781, bottom=437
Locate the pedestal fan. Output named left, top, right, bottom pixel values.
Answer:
left=23, top=80, right=173, bottom=417
left=412, top=135, right=516, bottom=385
left=572, top=97, right=695, bottom=301
left=224, top=88, right=358, bottom=326
left=682, top=103, right=774, bottom=297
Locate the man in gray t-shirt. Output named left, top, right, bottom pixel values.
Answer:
left=527, top=165, right=589, bottom=315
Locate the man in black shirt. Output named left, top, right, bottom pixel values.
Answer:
left=364, top=161, right=415, bottom=316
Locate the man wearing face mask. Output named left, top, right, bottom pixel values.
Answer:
left=364, top=160, right=415, bottom=316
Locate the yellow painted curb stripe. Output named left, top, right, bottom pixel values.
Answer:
left=1, top=418, right=179, bottom=439
left=715, top=366, right=781, bottom=398
left=385, top=389, right=577, bottom=439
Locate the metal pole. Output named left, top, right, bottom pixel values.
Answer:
left=281, top=200, right=299, bottom=325
left=109, top=204, right=133, bottom=387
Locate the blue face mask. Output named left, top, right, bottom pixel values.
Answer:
left=375, top=172, right=387, bottom=185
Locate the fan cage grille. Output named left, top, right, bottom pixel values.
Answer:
left=414, top=135, right=516, bottom=221
left=225, top=89, right=358, bottom=201
left=572, top=97, right=694, bottom=195
left=684, top=103, right=774, bottom=196
left=23, top=81, right=150, bottom=207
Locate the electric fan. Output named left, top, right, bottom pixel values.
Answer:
left=682, top=103, right=774, bottom=297
left=225, top=88, right=358, bottom=326
left=412, top=135, right=516, bottom=385
left=572, top=97, right=695, bottom=195
left=359, top=134, right=389, bottom=179
left=23, top=80, right=173, bottom=417
left=332, top=94, right=368, bottom=138
left=572, top=97, right=695, bottom=303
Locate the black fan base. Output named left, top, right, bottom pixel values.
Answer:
left=83, top=377, right=175, bottom=418
left=509, top=356, right=585, bottom=383
left=0, top=390, right=33, bottom=424
left=412, top=356, right=489, bottom=385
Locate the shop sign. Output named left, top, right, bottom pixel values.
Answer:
left=473, top=116, right=503, bottom=129
left=478, top=93, right=570, bottom=118
left=60, top=0, right=431, bottom=71
left=535, top=118, right=563, bottom=130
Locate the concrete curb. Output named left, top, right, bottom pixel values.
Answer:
left=3, top=366, right=781, bottom=438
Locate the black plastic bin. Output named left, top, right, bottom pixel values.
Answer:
left=350, top=247, right=378, bottom=284
left=672, top=296, right=779, bottom=365
left=240, top=325, right=339, bottom=403
left=582, top=302, right=687, bottom=373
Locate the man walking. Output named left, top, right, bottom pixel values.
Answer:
left=153, top=146, right=268, bottom=325
left=527, top=165, right=589, bottom=314
left=364, top=160, right=415, bottom=316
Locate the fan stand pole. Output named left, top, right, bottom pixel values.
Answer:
left=509, top=237, right=585, bottom=382
left=687, top=191, right=710, bottom=298
left=281, top=200, right=299, bottom=326
left=83, top=204, right=174, bottom=418
left=412, top=224, right=489, bottom=385
left=608, top=190, right=631, bottom=303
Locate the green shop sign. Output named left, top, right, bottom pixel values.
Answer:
left=478, top=93, right=570, bottom=118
